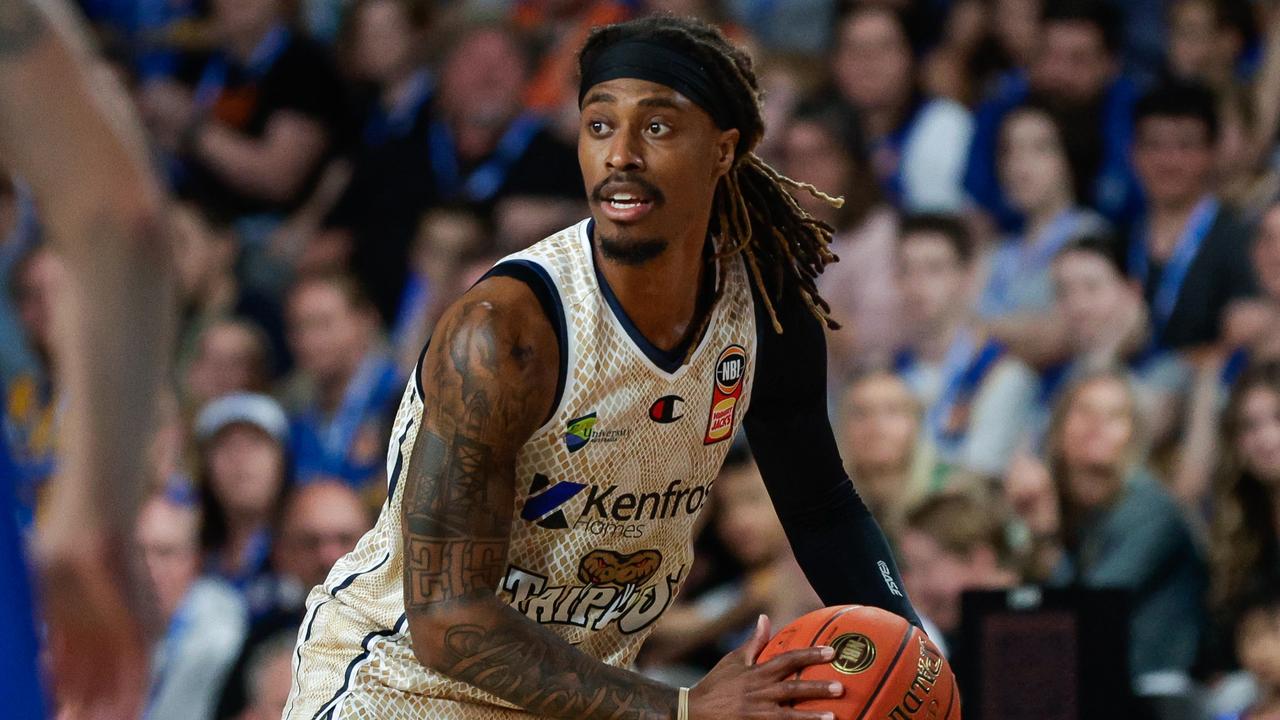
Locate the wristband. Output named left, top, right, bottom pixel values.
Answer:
left=678, top=687, right=689, bottom=720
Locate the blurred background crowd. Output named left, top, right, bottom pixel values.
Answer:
left=4, top=0, right=1280, bottom=717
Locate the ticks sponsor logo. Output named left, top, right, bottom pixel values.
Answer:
left=648, top=395, right=685, bottom=423
left=704, top=345, right=747, bottom=445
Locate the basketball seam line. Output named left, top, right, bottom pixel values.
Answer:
left=942, top=675, right=957, bottom=720
left=853, top=625, right=916, bottom=720
left=791, top=605, right=861, bottom=681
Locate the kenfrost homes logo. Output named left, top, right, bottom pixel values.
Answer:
left=564, top=412, right=630, bottom=453
left=520, top=474, right=711, bottom=538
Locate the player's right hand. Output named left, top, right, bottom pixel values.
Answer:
left=688, top=614, right=843, bottom=720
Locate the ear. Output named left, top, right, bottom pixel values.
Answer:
left=714, top=128, right=740, bottom=178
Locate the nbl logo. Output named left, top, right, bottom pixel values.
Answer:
left=704, top=345, right=747, bottom=445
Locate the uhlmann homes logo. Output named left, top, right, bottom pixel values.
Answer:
left=564, top=412, right=630, bottom=453
left=521, top=473, right=711, bottom=538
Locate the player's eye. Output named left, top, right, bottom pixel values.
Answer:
left=646, top=121, right=671, bottom=137
left=588, top=120, right=611, bottom=136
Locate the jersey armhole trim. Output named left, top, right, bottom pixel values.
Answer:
left=481, top=259, right=569, bottom=427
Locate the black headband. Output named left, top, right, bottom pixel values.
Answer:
left=578, top=38, right=735, bottom=130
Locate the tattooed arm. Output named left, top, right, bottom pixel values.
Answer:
left=403, top=278, right=843, bottom=720
left=0, top=1, right=173, bottom=718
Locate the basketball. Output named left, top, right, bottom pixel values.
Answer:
left=756, top=606, right=959, bottom=719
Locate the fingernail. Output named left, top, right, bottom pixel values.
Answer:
left=822, top=714, right=835, bottom=720
left=820, top=646, right=835, bottom=660
left=828, top=682, right=843, bottom=695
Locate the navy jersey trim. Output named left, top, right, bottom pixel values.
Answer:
left=482, top=259, right=568, bottom=422
left=384, top=417, right=415, bottom=503
left=313, top=614, right=409, bottom=720
left=586, top=220, right=710, bottom=373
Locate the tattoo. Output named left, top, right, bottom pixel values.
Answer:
left=0, top=1, right=46, bottom=58
left=443, top=621, right=673, bottom=720
left=401, top=295, right=674, bottom=719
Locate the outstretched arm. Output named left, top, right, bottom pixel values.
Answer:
left=0, top=2, right=173, bottom=718
left=744, top=284, right=921, bottom=628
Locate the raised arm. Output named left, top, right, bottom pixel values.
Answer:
left=0, top=1, right=173, bottom=716
left=403, top=277, right=845, bottom=720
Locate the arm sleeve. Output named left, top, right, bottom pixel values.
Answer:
left=743, top=281, right=922, bottom=628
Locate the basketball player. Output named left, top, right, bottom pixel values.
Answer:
left=287, top=16, right=919, bottom=720
left=0, top=1, right=173, bottom=718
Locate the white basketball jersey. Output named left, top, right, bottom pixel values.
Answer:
left=285, top=219, right=758, bottom=719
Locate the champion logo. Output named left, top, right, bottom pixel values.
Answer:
left=520, top=474, right=587, bottom=529
left=648, top=395, right=685, bottom=423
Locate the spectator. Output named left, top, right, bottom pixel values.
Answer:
left=426, top=21, right=582, bottom=212
left=183, top=319, right=275, bottom=414
left=320, top=0, right=437, bottom=324
left=2, top=244, right=65, bottom=529
left=892, top=214, right=1038, bottom=475
left=1026, top=370, right=1206, bottom=689
left=923, top=0, right=1044, bottom=106
left=138, top=492, right=247, bottom=720
left=235, top=632, right=296, bottom=720
left=980, top=102, right=1108, bottom=321
left=215, top=481, right=371, bottom=719
left=782, top=101, right=904, bottom=374
left=1210, top=362, right=1280, bottom=634
left=391, top=208, right=488, bottom=374
left=965, top=0, right=1142, bottom=230
left=517, top=0, right=632, bottom=128
left=838, top=370, right=933, bottom=536
left=1224, top=202, right=1280, bottom=363
left=1129, top=80, right=1259, bottom=351
left=142, top=0, right=347, bottom=220
left=194, top=393, right=292, bottom=596
left=172, top=202, right=288, bottom=379
left=284, top=273, right=400, bottom=493
left=1042, top=237, right=1186, bottom=448
left=1215, top=580, right=1280, bottom=720
left=898, top=491, right=1021, bottom=653
left=1165, top=0, right=1253, bottom=91
left=830, top=3, right=974, bottom=212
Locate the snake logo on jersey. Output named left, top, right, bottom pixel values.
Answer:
left=502, top=549, right=683, bottom=633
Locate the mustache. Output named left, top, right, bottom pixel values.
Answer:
left=590, top=173, right=666, bottom=205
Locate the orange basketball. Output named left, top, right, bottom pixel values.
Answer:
left=756, top=605, right=960, bottom=720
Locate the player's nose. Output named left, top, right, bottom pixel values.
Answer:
left=605, top=128, right=645, bottom=172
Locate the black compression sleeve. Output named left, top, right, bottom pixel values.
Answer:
left=743, top=281, right=921, bottom=628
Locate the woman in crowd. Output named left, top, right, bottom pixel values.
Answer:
left=194, top=393, right=293, bottom=615
left=979, top=102, right=1108, bottom=341
left=838, top=370, right=934, bottom=537
left=1018, top=369, right=1206, bottom=691
left=1211, top=362, right=1280, bottom=655
left=778, top=101, right=902, bottom=374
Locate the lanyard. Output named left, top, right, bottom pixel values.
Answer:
left=193, top=25, right=291, bottom=111
left=362, top=70, right=434, bottom=146
left=986, top=209, right=1081, bottom=313
left=1129, top=196, right=1219, bottom=338
left=143, top=587, right=196, bottom=718
left=899, top=329, right=1002, bottom=450
left=311, top=353, right=392, bottom=464
left=428, top=113, right=544, bottom=203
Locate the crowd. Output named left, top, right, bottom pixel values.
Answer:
left=4, top=0, right=1280, bottom=718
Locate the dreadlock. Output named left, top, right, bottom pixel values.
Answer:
left=578, top=15, right=844, bottom=333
